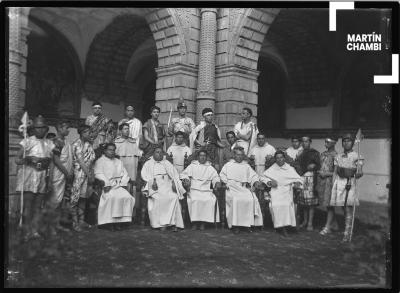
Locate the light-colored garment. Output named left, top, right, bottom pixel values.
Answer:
left=141, top=157, right=185, bottom=228
left=167, top=143, right=192, bottom=174
left=261, top=163, right=303, bottom=228
left=49, top=138, right=73, bottom=208
left=180, top=161, right=220, bottom=223
left=169, top=116, right=195, bottom=141
left=219, top=161, right=263, bottom=228
left=86, top=114, right=114, bottom=149
left=317, top=149, right=337, bottom=207
left=16, top=136, right=55, bottom=194
left=330, top=151, right=363, bottom=207
left=118, top=118, right=142, bottom=147
left=94, top=155, right=134, bottom=225
left=248, top=143, right=277, bottom=176
left=189, top=121, right=222, bottom=153
left=286, top=146, right=303, bottom=161
left=233, top=121, right=259, bottom=155
left=114, top=136, right=141, bottom=180
left=71, top=139, right=96, bottom=205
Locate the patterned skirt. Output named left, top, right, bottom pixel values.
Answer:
left=297, top=172, right=319, bottom=206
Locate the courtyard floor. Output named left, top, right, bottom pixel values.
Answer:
left=6, top=209, right=389, bottom=288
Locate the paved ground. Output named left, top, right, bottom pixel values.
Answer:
left=6, top=208, right=388, bottom=288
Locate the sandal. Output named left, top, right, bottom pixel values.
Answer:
left=319, top=227, right=332, bottom=236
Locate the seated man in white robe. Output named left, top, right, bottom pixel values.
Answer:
left=180, top=149, right=220, bottom=230
left=141, top=146, right=186, bottom=231
left=260, top=150, right=303, bottom=237
left=219, top=146, right=263, bottom=234
left=167, top=131, right=192, bottom=174
left=94, top=143, right=135, bottom=231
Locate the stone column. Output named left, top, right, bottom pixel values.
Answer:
left=8, top=7, right=31, bottom=217
left=195, top=8, right=218, bottom=123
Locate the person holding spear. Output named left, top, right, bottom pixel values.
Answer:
left=330, top=132, right=364, bottom=242
left=15, top=115, right=55, bottom=240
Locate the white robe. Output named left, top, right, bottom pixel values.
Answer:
left=94, top=156, right=135, bottom=225
left=233, top=121, right=259, bottom=155
left=248, top=143, right=276, bottom=176
left=167, top=143, right=192, bottom=174
left=180, top=161, right=220, bottom=223
left=141, top=158, right=185, bottom=228
left=261, top=163, right=303, bottom=228
left=219, top=161, right=263, bottom=228
left=286, top=146, right=303, bottom=161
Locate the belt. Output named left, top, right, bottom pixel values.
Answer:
left=27, top=160, right=50, bottom=171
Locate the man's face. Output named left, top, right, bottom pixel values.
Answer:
left=81, top=130, right=91, bottom=142
left=34, top=126, right=47, bottom=139
left=226, top=134, right=236, bottom=146
left=93, top=105, right=102, bottom=116
left=241, top=109, right=251, bottom=121
left=153, top=148, right=163, bottom=161
left=302, top=138, right=311, bottom=149
left=325, top=140, right=335, bottom=150
left=257, top=135, right=266, bottom=146
left=292, top=139, right=300, bottom=149
left=233, top=149, right=244, bottom=163
left=178, top=107, right=186, bottom=116
left=276, top=153, right=285, bottom=166
left=104, top=145, right=116, bottom=159
left=175, top=135, right=184, bottom=145
left=151, top=109, right=160, bottom=119
left=121, top=125, right=129, bottom=137
left=204, top=113, right=213, bottom=123
left=125, top=107, right=134, bottom=119
left=342, top=139, right=353, bottom=152
left=58, top=124, right=70, bottom=137
left=198, top=152, right=207, bottom=164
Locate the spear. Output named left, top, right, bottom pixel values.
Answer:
left=18, top=111, right=29, bottom=227
left=349, top=128, right=363, bottom=242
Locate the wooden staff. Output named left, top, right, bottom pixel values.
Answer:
left=18, top=112, right=29, bottom=227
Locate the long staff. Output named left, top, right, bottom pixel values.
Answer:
left=18, top=112, right=29, bottom=227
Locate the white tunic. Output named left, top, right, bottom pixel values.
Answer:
left=261, top=163, right=303, bottom=228
left=141, top=158, right=185, bottom=228
left=180, top=161, right=220, bottom=223
left=219, top=161, right=263, bottom=228
left=166, top=143, right=192, bottom=174
left=233, top=121, right=258, bottom=155
left=248, top=143, right=276, bottom=176
left=286, top=146, right=303, bottom=161
left=94, top=156, right=135, bottom=225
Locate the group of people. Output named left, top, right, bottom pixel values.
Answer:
left=15, top=99, right=364, bottom=242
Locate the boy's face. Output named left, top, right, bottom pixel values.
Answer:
left=226, top=133, right=236, bottom=145
left=121, top=125, right=129, bottom=137
left=153, top=148, right=163, bottom=161
left=178, top=107, right=186, bottom=116
left=275, top=153, right=285, bottom=166
left=257, top=135, right=266, bottom=146
left=198, top=152, right=207, bottom=164
left=34, top=126, right=48, bottom=139
left=104, top=145, right=116, bottom=159
left=325, top=140, right=335, bottom=150
left=342, top=139, right=353, bottom=151
left=58, top=124, right=70, bottom=137
left=81, top=130, right=91, bottom=141
left=125, top=108, right=134, bottom=119
left=92, top=105, right=102, bottom=116
left=204, top=113, right=213, bottom=123
left=151, top=109, right=160, bottom=119
left=175, top=135, right=184, bottom=145
left=302, top=138, right=311, bottom=149
left=241, top=109, right=251, bottom=121
left=292, top=139, right=300, bottom=149
left=233, top=149, right=244, bottom=163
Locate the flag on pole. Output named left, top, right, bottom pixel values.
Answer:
left=18, top=111, right=29, bottom=135
left=355, top=128, right=363, bottom=143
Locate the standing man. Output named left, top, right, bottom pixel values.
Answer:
left=15, top=115, right=55, bottom=240
left=166, top=131, right=192, bottom=174
left=248, top=133, right=276, bottom=176
left=219, top=131, right=238, bottom=168
left=190, top=108, right=225, bottom=171
left=118, top=105, right=142, bottom=149
left=286, top=137, right=303, bottom=162
left=330, top=133, right=364, bottom=242
left=233, top=107, right=258, bottom=155
left=85, top=101, right=115, bottom=153
left=141, top=106, right=166, bottom=160
left=296, top=136, right=321, bottom=231
left=167, top=99, right=196, bottom=147
left=219, top=146, right=264, bottom=234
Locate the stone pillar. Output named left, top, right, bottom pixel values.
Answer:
left=195, top=8, right=218, bottom=123
left=8, top=7, right=31, bottom=217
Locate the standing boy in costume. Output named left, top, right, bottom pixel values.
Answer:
left=167, top=131, right=192, bottom=174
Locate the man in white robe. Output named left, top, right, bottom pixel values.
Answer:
left=180, top=149, right=220, bottom=230
left=261, top=150, right=303, bottom=237
left=286, top=137, right=303, bottom=161
left=141, top=147, right=186, bottom=231
left=233, top=108, right=259, bottom=155
left=94, top=143, right=135, bottom=230
left=167, top=131, right=192, bottom=174
left=219, top=146, right=263, bottom=233
left=118, top=105, right=142, bottom=150
left=248, top=132, right=276, bottom=176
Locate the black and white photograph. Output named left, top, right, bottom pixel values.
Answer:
left=4, top=1, right=398, bottom=288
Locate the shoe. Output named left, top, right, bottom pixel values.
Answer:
left=319, top=226, right=332, bottom=236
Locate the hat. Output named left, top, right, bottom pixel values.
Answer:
left=32, top=115, right=48, bottom=128
left=126, top=105, right=135, bottom=111
left=325, top=135, right=337, bottom=143
left=202, top=108, right=213, bottom=116
left=177, top=100, right=187, bottom=109
left=342, top=133, right=354, bottom=141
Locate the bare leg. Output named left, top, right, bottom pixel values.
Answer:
left=31, top=193, right=45, bottom=235
left=307, top=207, right=314, bottom=231
left=22, top=192, right=35, bottom=236
left=300, top=207, right=308, bottom=228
